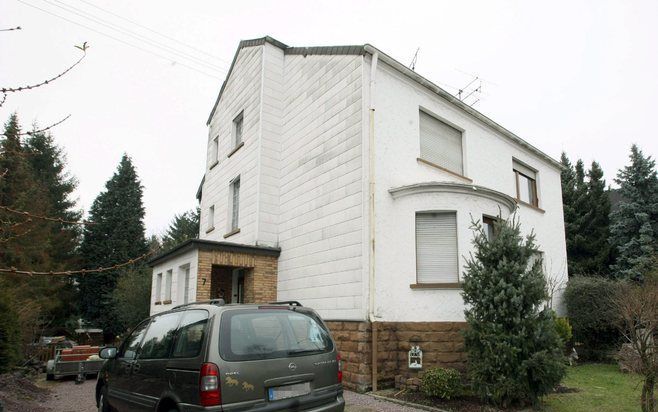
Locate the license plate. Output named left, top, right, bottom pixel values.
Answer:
left=268, top=382, right=311, bottom=401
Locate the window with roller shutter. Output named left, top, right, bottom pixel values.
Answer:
left=415, top=212, right=459, bottom=284
left=419, top=111, right=463, bottom=176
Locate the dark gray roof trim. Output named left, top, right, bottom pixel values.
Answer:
left=285, top=45, right=365, bottom=56
left=196, top=174, right=205, bottom=201
left=148, top=239, right=281, bottom=267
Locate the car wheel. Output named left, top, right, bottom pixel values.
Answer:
left=46, top=373, right=54, bottom=381
left=98, top=388, right=111, bottom=412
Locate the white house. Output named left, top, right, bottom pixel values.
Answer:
left=148, top=36, right=568, bottom=391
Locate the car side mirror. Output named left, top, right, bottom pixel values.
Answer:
left=99, top=347, right=117, bottom=359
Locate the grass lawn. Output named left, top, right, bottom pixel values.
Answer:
left=543, top=363, right=644, bottom=412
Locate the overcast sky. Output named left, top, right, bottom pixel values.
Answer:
left=1, top=0, right=656, bottom=236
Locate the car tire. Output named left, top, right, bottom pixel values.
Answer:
left=46, top=373, right=54, bottom=381
left=98, top=388, right=111, bottom=412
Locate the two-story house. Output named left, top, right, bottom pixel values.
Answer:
left=148, top=36, right=568, bottom=391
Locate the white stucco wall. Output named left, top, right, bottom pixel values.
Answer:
left=370, top=58, right=568, bottom=322
left=150, top=248, right=198, bottom=315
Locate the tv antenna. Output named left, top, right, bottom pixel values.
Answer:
left=409, top=48, right=419, bottom=71
left=457, top=75, right=482, bottom=106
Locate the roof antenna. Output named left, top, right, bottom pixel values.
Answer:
left=409, top=48, right=420, bottom=71
left=457, top=76, right=482, bottom=106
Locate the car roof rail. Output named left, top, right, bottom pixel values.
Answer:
left=267, top=301, right=303, bottom=307
left=172, top=299, right=226, bottom=310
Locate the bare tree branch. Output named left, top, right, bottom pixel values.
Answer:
left=1, top=114, right=71, bottom=137
left=0, top=205, right=94, bottom=225
left=1, top=50, right=86, bottom=93
left=0, top=26, right=22, bottom=32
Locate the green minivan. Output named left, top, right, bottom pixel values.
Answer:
left=96, top=300, right=345, bottom=412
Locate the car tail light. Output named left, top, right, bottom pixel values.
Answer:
left=199, top=363, right=221, bottom=406
left=337, top=353, right=343, bottom=383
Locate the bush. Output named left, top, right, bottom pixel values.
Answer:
left=554, top=316, right=573, bottom=347
left=462, top=216, right=566, bottom=407
left=564, top=276, right=621, bottom=359
left=420, top=367, right=462, bottom=399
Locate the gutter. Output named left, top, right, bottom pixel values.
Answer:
left=368, top=52, right=379, bottom=392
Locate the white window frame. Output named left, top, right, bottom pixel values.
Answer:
left=178, top=264, right=190, bottom=304
left=513, top=159, right=539, bottom=207
left=164, top=269, right=172, bottom=302
left=419, top=110, right=464, bottom=176
left=232, top=111, right=244, bottom=148
left=210, top=135, right=219, bottom=166
left=207, top=205, right=215, bottom=232
left=228, top=176, right=240, bottom=232
left=155, top=273, right=163, bottom=303
left=415, top=211, right=460, bottom=285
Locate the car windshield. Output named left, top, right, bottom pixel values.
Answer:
left=219, top=309, right=333, bottom=361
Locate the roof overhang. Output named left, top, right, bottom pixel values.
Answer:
left=148, top=239, right=281, bottom=267
left=389, top=181, right=518, bottom=213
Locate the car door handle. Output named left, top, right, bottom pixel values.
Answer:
left=132, top=362, right=141, bottom=373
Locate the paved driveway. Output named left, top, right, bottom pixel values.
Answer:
left=41, top=377, right=426, bottom=412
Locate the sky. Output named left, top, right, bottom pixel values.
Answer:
left=1, top=0, right=656, bottom=236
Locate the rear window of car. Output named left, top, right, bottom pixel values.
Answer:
left=219, top=309, right=333, bottom=361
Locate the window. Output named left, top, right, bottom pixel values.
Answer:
left=210, top=136, right=219, bottom=165
left=155, top=273, right=163, bottom=303
left=172, top=310, right=209, bottom=358
left=139, top=312, right=182, bottom=359
left=513, top=160, right=538, bottom=207
left=164, top=269, right=172, bottom=302
left=233, top=111, right=243, bottom=148
left=178, top=265, right=190, bottom=304
left=118, top=320, right=149, bottom=360
left=208, top=205, right=215, bottom=231
left=419, top=111, right=463, bottom=175
left=415, top=212, right=459, bottom=284
left=482, top=216, right=497, bottom=241
left=219, top=309, right=333, bottom=362
left=230, top=177, right=240, bottom=231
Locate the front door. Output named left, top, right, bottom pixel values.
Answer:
left=232, top=269, right=245, bottom=303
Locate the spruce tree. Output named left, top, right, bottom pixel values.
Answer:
left=78, top=154, right=148, bottom=338
left=161, top=207, right=200, bottom=251
left=609, top=145, right=658, bottom=281
left=560, top=154, right=614, bottom=276
left=462, top=217, right=566, bottom=407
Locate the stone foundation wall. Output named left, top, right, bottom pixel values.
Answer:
left=326, top=320, right=467, bottom=392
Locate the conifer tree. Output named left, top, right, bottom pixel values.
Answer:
left=462, top=216, right=566, bottom=407
left=78, top=154, right=148, bottom=338
left=560, top=154, right=614, bottom=276
left=161, top=207, right=200, bottom=251
left=609, top=145, right=658, bottom=281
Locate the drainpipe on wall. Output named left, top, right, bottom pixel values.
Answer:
left=367, top=50, right=379, bottom=392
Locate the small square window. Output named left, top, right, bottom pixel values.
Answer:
left=233, top=111, right=244, bottom=148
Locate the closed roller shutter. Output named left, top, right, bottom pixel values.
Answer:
left=416, top=212, right=459, bottom=283
left=419, top=111, right=463, bottom=175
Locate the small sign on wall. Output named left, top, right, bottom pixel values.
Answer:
left=408, top=345, right=422, bottom=369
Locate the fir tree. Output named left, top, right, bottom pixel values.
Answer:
left=609, top=145, right=658, bottom=281
left=560, top=154, right=614, bottom=276
left=462, top=216, right=566, bottom=407
left=78, top=154, right=148, bottom=338
left=161, top=207, right=200, bottom=251
left=25, top=130, right=82, bottom=269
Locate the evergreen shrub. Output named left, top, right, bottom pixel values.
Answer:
left=420, top=367, right=462, bottom=399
